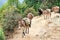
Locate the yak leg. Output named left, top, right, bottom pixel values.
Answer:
left=48, top=14, right=51, bottom=19
left=47, top=14, right=51, bottom=19
left=22, top=31, right=25, bottom=38
left=29, top=20, right=31, bottom=27
left=43, top=14, right=46, bottom=19
left=27, top=27, right=29, bottom=34
left=25, top=27, right=27, bottom=34
left=44, top=15, right=47, bottom=19
left=22, top=27, right=25, bottom=38
left=26, top=27, right=29, bottom=34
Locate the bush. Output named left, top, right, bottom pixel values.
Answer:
left=2, top=6, right=22, bottom=33
left=24, top=7, right=38, bottom=17
left=0, top=27, right=5, bottom=40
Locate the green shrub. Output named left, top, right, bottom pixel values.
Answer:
left=24, top=7, right=38, bottom=17
left=2, top=6, right=22, bottom=32
left=0, top=27, right=5, bottom=40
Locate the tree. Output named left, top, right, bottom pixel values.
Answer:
left=7, top=0, right=20, bottom=8
left=24, top=0, right=42, bottom=11
left=40, top=0, right=60, bottom=9
left=24, top=7, right=37, bottom=17
left=24, top=0, right=60, bottom=10
left=2, top=6, right=21, bottom=33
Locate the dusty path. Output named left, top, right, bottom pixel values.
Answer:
left=7, top=16, right=44, bottom=40
left=7, top=13, right=60, bottom=40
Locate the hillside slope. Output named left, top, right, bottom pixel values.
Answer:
left=8, top=13, right=60, bottom=40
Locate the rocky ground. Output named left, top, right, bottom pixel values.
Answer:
left=7, top=13, right=60, bottom=40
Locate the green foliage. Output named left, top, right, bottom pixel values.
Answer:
left=7, top=0, right=19, bottom=7
left=0, top=2, right=8, bottom=13
left=18, top=2, right=27, bottom=14
left=24, top=7, right=38, bottom=17
left=25, top=0, right=60, bottom=10
left=0, top=27, right=5, bottom=40
left=24, top=0, right=42, bottom=11
left=40, top=0, right=60, bottom=9
left=2, top=6, right=21, bottom=32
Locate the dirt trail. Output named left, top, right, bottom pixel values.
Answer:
left=7, top=13, right=60, bottom=40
